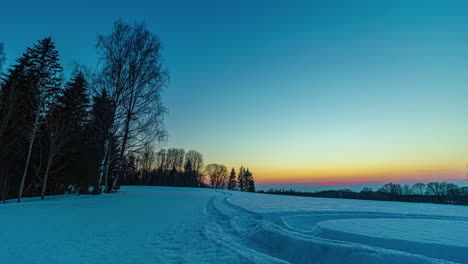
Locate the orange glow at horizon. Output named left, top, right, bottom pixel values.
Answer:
left=211, top=123, right=468, bottom=185
left=249, top=165, right=466, bottom=185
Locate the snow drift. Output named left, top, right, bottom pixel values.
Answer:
left=1, top=186, right=467, bottom=264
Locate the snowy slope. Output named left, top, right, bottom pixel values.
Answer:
left=1, top=186, right=467, bottom=264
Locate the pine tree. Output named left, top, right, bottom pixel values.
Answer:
left=0, top=55, right=31, bottom=202
left=14, top=37, right=63, bottom=202
left=245, top=169, right=255, bottom=192
left=237, top=166, right=244, bottom=191
left=60, top=72, right=90, bottom=133
left=183, top=159, right=193, bottom=187
left=227, top=168, right=237, bottom=190
left=56, top=72, right=92, bottom=194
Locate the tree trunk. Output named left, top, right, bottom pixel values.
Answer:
left=103, top=157, right=110, bottom=191
left=0, top=172, right=9, bottom=204
left=109, top=113, right=131, bottom=192
left=41, top=157, right=53, bottom=200
left=94, top=138, right=109, bottom=194
left=17, top=111, right=40, bottom=203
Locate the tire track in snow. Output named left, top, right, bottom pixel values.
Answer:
left=210, top=191, right=462, bottom=264
left=203, top=191, right=289, bottom=264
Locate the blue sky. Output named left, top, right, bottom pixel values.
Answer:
left=1, top=0, right=468, bottom=183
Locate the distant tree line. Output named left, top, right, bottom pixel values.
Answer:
left=206, top=165, right=255, bottom=191
left=0, top=20, right=168, bottom=202
left=259, top=182, right=468, bottom=205
left=122, top=146, right=255, bottom=192
left=123, top=148, right=203, bottom=187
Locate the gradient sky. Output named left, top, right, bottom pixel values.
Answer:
left=1, top=0, right=468, bottom=184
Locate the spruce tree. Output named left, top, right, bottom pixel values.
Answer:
left=227, top=168, right=237, bottom=190
left=183, top=159, right=194, bottom=187
left=0, top=54, right=31, bottom=202
left=57, top=72, right=92, bottom=193
left=238, top=166, right=245, bottom=191
left=60, top=72, right=90, bottom=132
left=90, top=89, right=114, bottom=193
left=245, top=169, right=255, bottom=192
left=14, top=37, right=63, bottom=202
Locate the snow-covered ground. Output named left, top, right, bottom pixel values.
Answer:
left=1, top=186, right=467, bottom=264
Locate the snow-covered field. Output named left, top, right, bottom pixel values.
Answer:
left=1, top=186, right=467, bottom=264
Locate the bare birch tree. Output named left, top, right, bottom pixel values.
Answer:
left=205, top=164, right=228, bottom=189
left=139, top=142, right=155, bottom=185
left=96, top=20, right=168, bottom=193
left=40, top=110, right=70, bottom=200
left=185, top=150, right=204, bottom=186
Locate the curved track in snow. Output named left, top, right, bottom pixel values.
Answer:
left=204, top=191, right=468, bottom=264
left=1, top=187, right=466, bottom=264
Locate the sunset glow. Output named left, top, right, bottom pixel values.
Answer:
left=2, top=0, right=468, bottom=185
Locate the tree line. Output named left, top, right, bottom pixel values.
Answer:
left=0, top=20, right=166, bottom=203
left=121, top=146, right=256, bottom=192
left=259, top=182, right=468, bottom=205
left=0, top=22, right=255, bottom=203
left=208, top=165, right=255, bottom=191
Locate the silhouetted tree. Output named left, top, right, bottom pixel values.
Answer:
left=360, top=187, right=373, bottom=193
left=237, top=166, right=246, bottom=191
left=40, top=108, right=70, bottom=199
left=244, top=169, right=255, bottom=192
left=91, top=89, right=114, bottom=193
left=426, top=182, right=460, bottom=203
left=0, top=48, right=26, bottom=202
left=14, top=38, right=63, bottom=202
left=155, top=149, right=167, bottom=185
left=236, top=166, right=255, bottom=192
left=166, top=148, right=185, bottom=186
left=206, top=164, right=228, bottom=189
left=123, top=154, right=138, bottom=185
left=183, top=159, right=194, bottom=187
left=378, top=183, right=402, bottom=200
left=139, top=142, right=155, bottom=185
left=227, top=168, right=237, bottom=190
left=56, top=72, right=93, bottom=193
left=426, top=182, right=444, bottom=198
left=185, top=150, right=204, bottom=186
left=401, top=184, right=412, bottom=195
left=97, top=20, right=168, bottom=192
left=411, top=183, right=426, bottom=195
